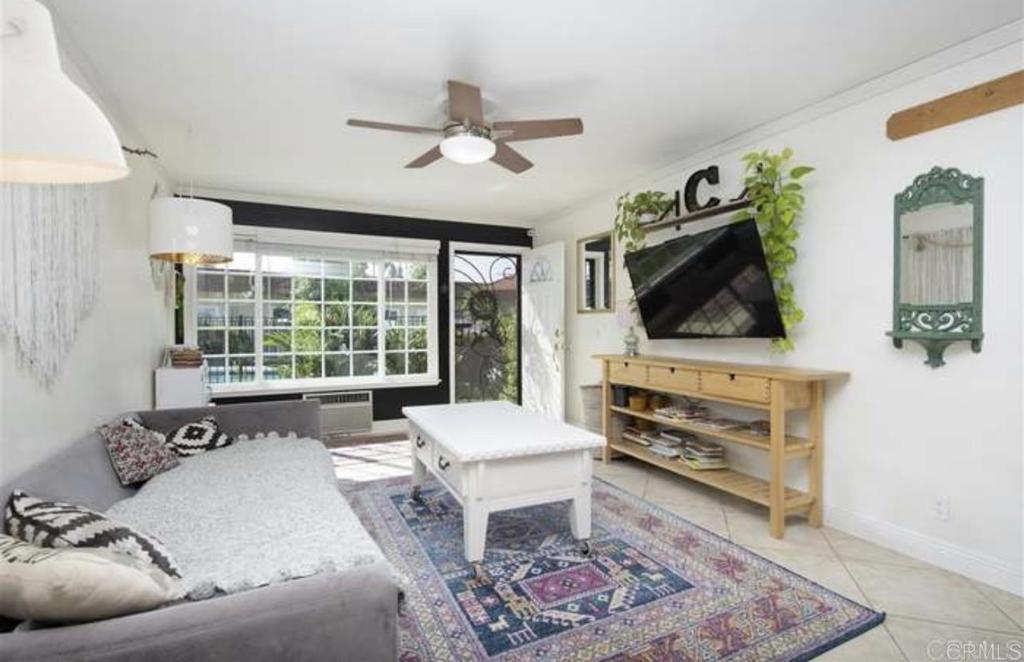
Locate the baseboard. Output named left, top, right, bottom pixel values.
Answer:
left=825, top=505, right=1022, bottom=596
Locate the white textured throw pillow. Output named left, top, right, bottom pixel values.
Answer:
left=0, top=534, right=181, bottom=622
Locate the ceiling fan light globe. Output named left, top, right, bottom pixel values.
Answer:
left=439, top=134, right=495, bottom=165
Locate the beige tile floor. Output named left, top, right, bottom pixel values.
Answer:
left=333, top=442, right=1023, bottom=661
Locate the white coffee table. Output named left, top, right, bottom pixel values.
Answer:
left=403, top=401, right=605, bottom=568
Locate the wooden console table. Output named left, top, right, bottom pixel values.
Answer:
left=594, top=354, right=847, bottom=538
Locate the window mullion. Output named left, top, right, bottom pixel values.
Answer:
left=320, top=260, right=326, bottom=380
left=377, top=261, right=385, bottom=380
left=254, top=253, right=264, bottom=386
left=290, top=270, right=296, bottom=379
left=404, top=274, right=410, bottom=375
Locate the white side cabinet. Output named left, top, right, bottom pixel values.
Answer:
left=155, top=366, right=210, bottom=410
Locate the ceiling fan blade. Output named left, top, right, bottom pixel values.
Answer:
left=491, top=142, right=533, bottom=174
left=447, top=80, right=484, bottom=126
left=405, top=145, right=443, bottom=168
left=491, top=118, right=583, bottom=142
left=347, top=119, right=442, bottom=135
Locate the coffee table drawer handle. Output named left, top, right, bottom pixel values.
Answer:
left=437, top=456, right=450, bottom=471
left=415, top=436, right=426, bottom=448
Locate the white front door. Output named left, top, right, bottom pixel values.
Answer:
left=521, top=241, right=565, bottom=420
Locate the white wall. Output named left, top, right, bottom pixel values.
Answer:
left=538, top=40, right=1023, bottom=594
left=0, top=50, right=172, bottom=484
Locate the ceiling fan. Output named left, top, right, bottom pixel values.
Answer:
left=346, top=80, right=583, bottom=174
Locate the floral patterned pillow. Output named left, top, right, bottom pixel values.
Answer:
left=121, top=416, right=166, bottom=444
left=98, top=421, right=180, bottom=487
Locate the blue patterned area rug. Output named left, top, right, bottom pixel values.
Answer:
left=343, top=476, right=884, bottom=661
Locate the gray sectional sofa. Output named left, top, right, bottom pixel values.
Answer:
left=0, top=400, right=400, bottom=662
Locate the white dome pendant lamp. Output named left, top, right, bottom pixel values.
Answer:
left=1, top=0, right=128, bottom=183
left=149, top=196, right=234, bottom=265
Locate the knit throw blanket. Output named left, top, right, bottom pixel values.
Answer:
left=106, top=436, right=398, bottom=599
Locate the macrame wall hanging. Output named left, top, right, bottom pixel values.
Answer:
left=0, top=183, right=104, bottom=386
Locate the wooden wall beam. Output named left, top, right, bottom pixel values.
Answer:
left=886, top=70, right=1023, bottom=141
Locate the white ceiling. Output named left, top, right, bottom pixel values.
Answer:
left=45, top=0, right=1021, bottom=225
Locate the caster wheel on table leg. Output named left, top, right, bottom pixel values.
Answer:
left=411, top=486, right=423, bottom=503
left=471, top=562, right=488, bottom=582
left=579, top=541, right=591, bottom=557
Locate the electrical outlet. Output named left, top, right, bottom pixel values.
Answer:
left=934, top=496, right=951, bottom=522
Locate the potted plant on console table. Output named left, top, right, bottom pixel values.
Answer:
left=614, top=190, right=673, bottom=355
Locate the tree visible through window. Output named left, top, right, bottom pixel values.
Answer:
left=196, top=252, right=433, bottom=386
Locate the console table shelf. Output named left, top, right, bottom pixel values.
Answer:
left=594, top=354, right=847, bottom=538
left=609, top=438, right=813, bottom=512
left=607, top=405, right=813, bottom=456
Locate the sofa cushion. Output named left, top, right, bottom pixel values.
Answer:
left=0, top=534, right=180, bottom=623
left=98, top=421, right=179, bottom=487
left=165, top=416, right=232, bottom=457
left=3, top=491, right=180, bottom=580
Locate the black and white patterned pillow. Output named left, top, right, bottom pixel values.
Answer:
left=3, top=491, right=180, bottom=580
left=165, top=416, right=232, bottom=457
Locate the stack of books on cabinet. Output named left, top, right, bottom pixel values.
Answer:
left=620, top=426, right=728, bottom=469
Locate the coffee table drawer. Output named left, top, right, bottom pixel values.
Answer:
left=432, top=446, right=463, bottom=494
left=700, top=371, right=770, bottom=403
left=410, top=425, right=431, bottom=464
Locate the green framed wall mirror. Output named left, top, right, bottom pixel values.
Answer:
left=888, top=166, right=983, bottom=368
left=577, top=231, right=615, bottom=314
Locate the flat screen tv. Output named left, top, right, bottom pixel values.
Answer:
left=623, top=219, right=785, bottom=339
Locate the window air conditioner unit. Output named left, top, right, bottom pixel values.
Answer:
left=303, top=390, right=373, bottom=436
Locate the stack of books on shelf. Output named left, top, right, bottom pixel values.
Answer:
left=653, top=398, right=709, bottom=422
left=653, top=400, right=747, bottom=433
left=166, top=346, right=203, bottom=368
left=744, top=419, right=771, bottom=437
left=621, top=426, right=650, bottom=446
left=647, top=429, right=698, bottom=459
left=680, top=439, right=728, bottom=471
left=698, top=416, right=746, bottom=431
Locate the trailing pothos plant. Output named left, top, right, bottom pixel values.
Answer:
left=614, top=190, right=673, bottom=324
left=735, top=148, right=814, bottom=351
left=614, top=191, right=673, bottom=252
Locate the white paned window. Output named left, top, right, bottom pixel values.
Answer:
left=189, top=230, right=438, bottom=392
left=195, top=252, right=258, bottom=385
